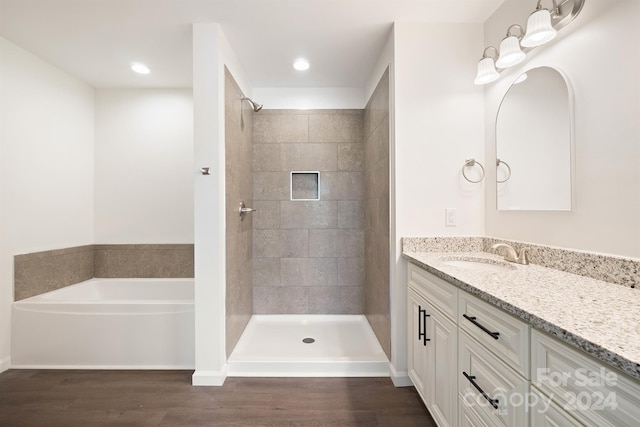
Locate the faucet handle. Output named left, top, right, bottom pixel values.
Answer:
left=517, top=247, right=530, bottom=265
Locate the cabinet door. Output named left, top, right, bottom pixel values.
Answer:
left=424, top=300, right=458, bottom=427
left=407, top=289, right=428, bottom=400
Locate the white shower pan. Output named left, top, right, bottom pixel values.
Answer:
left=227, top=315, right=389, bottom=377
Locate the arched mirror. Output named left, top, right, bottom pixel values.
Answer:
left=496, top=66, right=573, bottom=211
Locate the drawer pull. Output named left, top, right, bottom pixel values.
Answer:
left=463, top=371, right=499, bottom=410
left=418, top=306, right=430, bottom=346
left=463, top=314, right=500, bottom=340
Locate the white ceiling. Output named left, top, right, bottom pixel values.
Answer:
left=0, top=0, right=505, bottom=89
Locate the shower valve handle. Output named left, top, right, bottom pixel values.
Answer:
left=239, top=201, right=256, bottom=220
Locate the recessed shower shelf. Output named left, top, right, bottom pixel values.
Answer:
left=291, top=171, right=320, bottom=201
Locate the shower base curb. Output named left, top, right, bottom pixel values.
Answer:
left=226, top=360, right=390, bottom=377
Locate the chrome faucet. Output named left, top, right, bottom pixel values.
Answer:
left=491, top=243, right=530, bottom=265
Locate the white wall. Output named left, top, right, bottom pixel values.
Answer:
left=94, top=89, right=193, bottom=243
left=484, top=0, right=640, bottom=258
left=0, top=37, right=95, bottom=371
left=391, top=22, right=486, bottom=380
left=192, top=23, right=252, bottom=386
left=252, top=87, right=365, bottom=109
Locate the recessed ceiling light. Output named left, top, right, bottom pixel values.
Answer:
left=131, top=62, right=150, bottom=75
left=293, top=58, right=310, bottom=71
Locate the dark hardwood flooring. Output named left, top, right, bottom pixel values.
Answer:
left=0, top=370, right=434, bottom=426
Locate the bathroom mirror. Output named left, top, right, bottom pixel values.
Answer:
left=496, top=66, right=573, bottom=211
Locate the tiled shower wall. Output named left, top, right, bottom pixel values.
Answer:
left=364, top=69, right=391, bottom=358
left=252, top=109, right=365, bottom=314
left=225, top=69, right=253, bottom=356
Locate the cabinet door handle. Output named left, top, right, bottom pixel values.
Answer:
left=463, top=314, right=500, bottom=340
left=463, top=371, right=499, bottom=409
left=418, top=306, right=430, bottom=346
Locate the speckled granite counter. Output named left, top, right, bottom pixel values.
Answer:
left=403, top=250, right=640, bottom=382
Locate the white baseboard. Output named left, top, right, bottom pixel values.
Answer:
left=390, top=364, right=413, bottom=387
left=192, top=366, right=227, bottom=386
left=0, top=357, right=10, bottom=373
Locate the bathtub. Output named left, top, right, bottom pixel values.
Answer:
left=11, top=278, right=194, bottom=369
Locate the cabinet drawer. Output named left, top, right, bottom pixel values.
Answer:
left=459, top=291, right=530, bottom=378
left=459, top=330, right=529, bottom=427
left=459, top=396, right=492, bottom=427
left=408, top=262, right=457, bottom=320
left=532, top=330, right=640, bottom=427
left=530, top=386, right=583, bottom=426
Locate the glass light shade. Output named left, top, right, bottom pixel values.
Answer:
left=522, top=9, right=557, bottom=47
left=496, top=36, right=526, bottom=68
left=474, top=57, right=499, bottom=85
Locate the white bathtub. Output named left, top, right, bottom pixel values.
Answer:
left=11, top=278, right=194, bottom=369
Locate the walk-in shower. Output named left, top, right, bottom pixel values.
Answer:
left=224, top=68, right=391, bottom=378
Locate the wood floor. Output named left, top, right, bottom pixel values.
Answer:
left=0, top=370, right=435, bottom=426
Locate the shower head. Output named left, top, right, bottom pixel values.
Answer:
left=241, top=97, right=263, bottom=112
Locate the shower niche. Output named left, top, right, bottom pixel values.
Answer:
left=290, top=171, right=320, bottom=201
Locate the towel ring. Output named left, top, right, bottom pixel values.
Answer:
left=462, top=159, right=485, bottom=183
left=496, top=158, right=512, bottom=183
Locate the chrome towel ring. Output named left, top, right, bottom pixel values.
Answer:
left=496, top=158, right=512, bottom=183
left=462, top=159, right=485, bottom=183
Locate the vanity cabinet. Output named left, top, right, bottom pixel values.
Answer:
left=531, top=330, right=640, bottom=427
left=407, top=264, right=458, bottom=427
left=406, top=260, right=640, bottom=427
left=457, top=292, right=530, bottom=426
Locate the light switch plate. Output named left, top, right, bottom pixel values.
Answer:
left=445, top=208, right=457, bottom=227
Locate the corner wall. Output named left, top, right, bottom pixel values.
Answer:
left=391, top=22, right=486, bottom=382
left=192, top=23, right=252, bottom=386
left=0, top=37, right=95, bottom=371
left=94, top=89, right=194, bottom=244
left=483, top=0, right=640, bottom=258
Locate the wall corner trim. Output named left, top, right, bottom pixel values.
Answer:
left=389, top=364, right=413, bottom=387
left=192, top=367, right=227, bottom=386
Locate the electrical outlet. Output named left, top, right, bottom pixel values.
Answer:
left=445, top=208, right=457, bottom=227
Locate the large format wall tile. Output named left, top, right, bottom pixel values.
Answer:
left=14, top=244, right=196, bottom=301
left=364, top=68, right=391, bottom=358
left=281, top=143, right=337, bottom=171
left=252, top=109, right=366, bottom=314
left=14, top=245, right=94, bottom=301
left=309, top=114, right=364, bottom=143
left=225, top=69, right=253, bottom=357
left=253, top=114, right=308, bottom=143
left=280, top=201, right=338, bottom=229
left=94, top=244, right=194, bottom=278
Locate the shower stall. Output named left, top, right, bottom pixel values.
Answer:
left=222, top=67, right=391, bottom=377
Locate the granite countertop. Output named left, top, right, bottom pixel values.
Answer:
left=403, top=250, right=640, bottom=382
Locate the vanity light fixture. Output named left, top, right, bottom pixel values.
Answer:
left=474, top=47, right=500, bottom=85
left=496, top=25, right=526, bottom=69
left=521, top=0, right=559, bottom=47
left=474, top=0, right=585, bottom=85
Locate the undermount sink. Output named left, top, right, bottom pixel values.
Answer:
left=439, top=257, right=516, bottom=272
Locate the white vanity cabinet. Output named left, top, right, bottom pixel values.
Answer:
left=407, top=263, right=458, bottom=427
left=531, top=330, right=640, bottom=427
left=457, top=292, right=530, bottom=426
left=406, top=259, right=640, bottom=427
